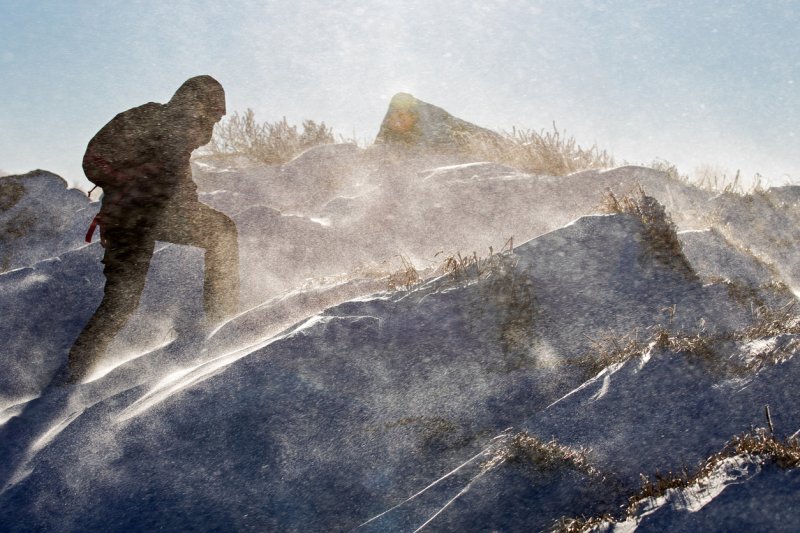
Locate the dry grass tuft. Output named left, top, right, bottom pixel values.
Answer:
left=576, top=330, right=648, bottom=375
left=575, top=298, right=800, bottom=377
left=387, top=255, right=422, bottom=291
left=209, top=108, right=336, bottom=164
left=663, top=328, right=718, bottom=361
left=714, top=277, right=791, bottom=310
left=646, top=158, right=686, bottom=182
left=693, top=167, right=765, bottom=195
left=632, top=427, right=800, bottom=508
left=551, top=514, right=614, bottom=533
left=572, top=324, right=715, bottom=378
left=740, top=302, right=800, bottom=340
left=556, top=426, right=800, bottom=531
left=602, top=185, right=695, bottom=279
left=459, top=123, right=615, bottom=176
left=645, top=159, right=767, bottom=196
left=483, top=431, right=600, bottom=478
left=633, top=467, right=695, bottom=504
left=734, top=302, right=800, bottom=371
left=435, top=238, right=517, bottom=281
left=729, top=428, right=800, bottom=468
left=385, top=239, right=518, bottom=293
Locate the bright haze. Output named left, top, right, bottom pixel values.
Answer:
left=1, top=0, right=798, bottom=190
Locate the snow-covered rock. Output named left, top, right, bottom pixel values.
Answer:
left=0, top=170, right=97, bottom=272
left=679, top=227, right=776, bottom=288
left=708, top=188, right=800, bottom=290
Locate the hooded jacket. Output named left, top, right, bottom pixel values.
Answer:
left=83, top=75, right=225, bottom=233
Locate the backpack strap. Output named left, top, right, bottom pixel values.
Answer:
left=85, top=215, right=101, bottom=243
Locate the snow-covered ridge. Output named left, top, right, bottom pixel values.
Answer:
left=2, top=204, right=799, bottom=530
left=4, top=98, right=800, bottom=529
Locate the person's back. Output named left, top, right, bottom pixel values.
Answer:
left=68, top=75, right=239, bottom=383
left=83, top=87, right=215, bottom=228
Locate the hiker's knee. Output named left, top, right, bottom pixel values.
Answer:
left=101, top=280, right=145, bottom=318
left=206, top=212, right=238, bottom=254
left=214, top=211, right=237, bottom=239
left=194, top=205, right=237, bottom=242
left=101, top=253, right=151, bottom=314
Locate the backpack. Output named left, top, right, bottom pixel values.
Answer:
left=83, top=103, right=163, bottom=244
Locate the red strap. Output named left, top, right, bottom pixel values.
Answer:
left=85, top=216, right=100, bottom=243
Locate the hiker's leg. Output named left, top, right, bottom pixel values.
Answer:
left=158, top=202, right=240, bottom=324
left=195, top=204, right=240, bottom=323
left=68, top=238, right=154, bottom=380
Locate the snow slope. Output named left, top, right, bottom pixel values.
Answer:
left=2, top=210, right=797, bottom=531
left=4, top=98, right=800, bottom=530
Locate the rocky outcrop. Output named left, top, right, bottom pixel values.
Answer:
left=375, top=93, right=510, bottom=152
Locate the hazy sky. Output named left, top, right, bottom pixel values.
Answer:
left=1, top=0, right=798, bottom=190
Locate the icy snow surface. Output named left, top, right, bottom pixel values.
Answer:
left=2, top=153, right=800, bottom=531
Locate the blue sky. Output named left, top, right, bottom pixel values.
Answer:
left=1, top=0, right=798, bottom=190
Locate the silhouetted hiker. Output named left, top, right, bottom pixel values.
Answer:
left=68, top=75, right=239, bottom=382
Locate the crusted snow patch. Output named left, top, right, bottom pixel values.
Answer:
left=730, top=334, right=800, bottom=368
left=605, top=449, right=800, bottom=532
left=419, top=161, right=525, bottom=183
left=622, top=456, right=757, bottom=531
left=309, top=217, right=332, bottom=227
